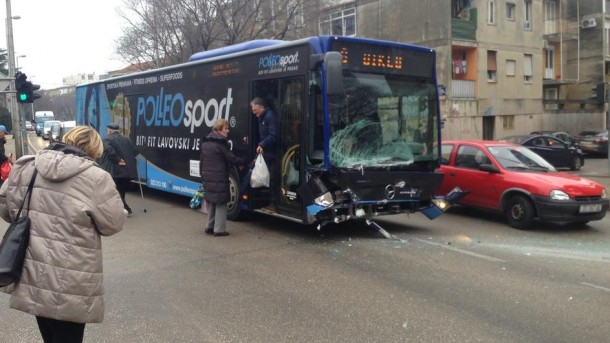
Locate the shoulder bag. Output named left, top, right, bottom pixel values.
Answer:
left=0, top=170, right=38, bottom=287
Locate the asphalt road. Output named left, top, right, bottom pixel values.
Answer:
left=0, top=133, right=608, bottom=342
left=1, top=183, right=609, bottom=342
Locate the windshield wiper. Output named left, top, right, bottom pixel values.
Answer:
left=506, top=165, right=531, bottom=170
left=379, top=157, right=413, bottom=164
left=528, top=165, right=550, bottom=172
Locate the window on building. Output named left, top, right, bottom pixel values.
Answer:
left=545, top=0, right=557, bottom=33
left=488, top=0, right=496, bottom=24
left=605, top=27, right=610, bottom=56
left=544, top=45, right=555, bottom=79
left=506, top=59, right=516, bottom=76
left=487, top=50, right=497, bottom=81
left=506, top=3, right=516, bottom=20
left=523, top=54, right=533, bottom=82
left=545, top=88, right=558, bottom=110
left=319, top=7, right=356, bottom=36
left=503, top=115, right=515, bottom=130
left=524, top=0, right=532, bottom=29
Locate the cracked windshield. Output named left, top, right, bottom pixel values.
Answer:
left=328, top=72, right=438, bottom=168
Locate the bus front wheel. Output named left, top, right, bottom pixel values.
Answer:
left=227, top=169, right=243, bottom=221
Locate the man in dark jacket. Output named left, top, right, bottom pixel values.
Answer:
left=100, top=123, right=138, bottom=215
left=200, top=119, right=244, bottom=236
left=250, top=97, right=277, bottom=211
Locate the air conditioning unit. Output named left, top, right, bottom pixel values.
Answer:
left=582, top=18, right=596, bottom=29
left=524, top=21, right=531, bottom=29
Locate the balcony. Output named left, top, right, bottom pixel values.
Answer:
left=451, top=79, right=475, bottom=99
left=452, top=18, right=476, bottom=41
left=544, top=18, right=579, bottom=39
left=452, top=8, right=477, bottom=41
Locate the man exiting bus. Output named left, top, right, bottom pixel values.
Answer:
left=101, top=123, right=138, bottom=215
left=250, top=97, right=277, bottom=212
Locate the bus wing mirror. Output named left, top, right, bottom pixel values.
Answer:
left=324, top=52, right=344, bottom=96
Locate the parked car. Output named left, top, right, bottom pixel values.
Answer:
left=576, top=130, right=608, bottom=155
left=529, top=130, right=577, bottom=147
left=437, top=140, right=608, bottom=229
left=498, top=134, right=584, bottom=171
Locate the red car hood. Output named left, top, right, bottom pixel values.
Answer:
left=530, top=172, right=604, bottom=196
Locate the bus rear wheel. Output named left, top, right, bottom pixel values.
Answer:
left=227, top=169, right=243, bottom=221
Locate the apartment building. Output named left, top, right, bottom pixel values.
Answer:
left=314, top=0, right=607, bottom=140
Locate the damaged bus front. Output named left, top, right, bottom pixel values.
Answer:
left=297, top=38, right=462, bottom=227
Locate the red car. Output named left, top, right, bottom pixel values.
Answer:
left=437, top=140, right=608, bottom=229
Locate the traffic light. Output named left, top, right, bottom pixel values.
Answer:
left=590, top=83, right=606, bottom=105
left=14, top=71, right=41, bottom=103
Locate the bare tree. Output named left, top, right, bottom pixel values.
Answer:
left=214, top=0, right=307, bottom=45
left=115, top=0, right=308, bottom=70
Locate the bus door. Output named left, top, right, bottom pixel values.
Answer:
left=251, top=77, right=305, bottom=217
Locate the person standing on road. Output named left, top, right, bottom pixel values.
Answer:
left=100, top=123, right=138, bottom=215
left=200, top=119, right=244, bottom=236
left=0, top=126, right=127, bottom=343
left=250, top=97, right=278, bottom=212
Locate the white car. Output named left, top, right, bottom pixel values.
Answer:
left=42, top=120, right=61, bottom=140
left=25, top=121, right=32, bottom=131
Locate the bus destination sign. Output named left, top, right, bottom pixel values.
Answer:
left=339, top=47, right=403, bottom=71
left=331, top=40, right=435, bottom=78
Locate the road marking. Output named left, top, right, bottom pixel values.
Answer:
left=581, top=282, right=610, bottom=292
left=413, top=238, right=506, bottom=263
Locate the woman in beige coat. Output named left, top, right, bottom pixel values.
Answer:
left=0, top=126, right=127, bottom=343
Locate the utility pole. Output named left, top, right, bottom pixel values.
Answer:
left=5, top=0, right=23, bottom=157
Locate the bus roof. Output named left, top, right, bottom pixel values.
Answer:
left=77, top=36, right=435, bottom=88
left=189, top=39, right=285, bottom=62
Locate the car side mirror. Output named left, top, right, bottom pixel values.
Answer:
left=479, top=163, right=500, bottom=173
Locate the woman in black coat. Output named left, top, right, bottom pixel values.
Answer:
left=200, top=119, right=244, bottom=236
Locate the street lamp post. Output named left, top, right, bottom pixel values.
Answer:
left=5, top=0, right=24, bottom=157
left=16, top=54, right=26, bottom=70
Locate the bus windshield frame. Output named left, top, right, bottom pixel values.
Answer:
left=326, top=70, right=439, bottom=169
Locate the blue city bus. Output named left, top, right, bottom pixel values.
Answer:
left=76, top=36, right=457, bottom=227
left=34, top=111, right=55, bottom=136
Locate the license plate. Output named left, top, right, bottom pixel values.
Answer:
left=579, top=204, right=602, bottom=213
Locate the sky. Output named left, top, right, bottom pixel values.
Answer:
left=1, top=0, right=128, bottom=89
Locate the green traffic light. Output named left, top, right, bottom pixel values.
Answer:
left=19, top=93, right=28, bottom=101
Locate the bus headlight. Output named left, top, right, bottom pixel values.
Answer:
left=314, top=192, right=334, bottom=207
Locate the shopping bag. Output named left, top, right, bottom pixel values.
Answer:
left=285, top=160, right=299, bottom=186
left=199, top=200, right=209, bottom=215
left=250, top=154, right=270, bottom=188
left=0, top=159, right=12, bottom=182
left=189, top=185, right=204, bottom=209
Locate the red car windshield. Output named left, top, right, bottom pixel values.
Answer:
left=488, top=146, right=556, bottom=171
